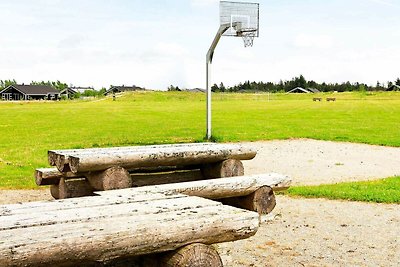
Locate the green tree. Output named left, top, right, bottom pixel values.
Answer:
left=211, top=84, right=219, bottom=92
left=0, top=79, right=17, bottom=90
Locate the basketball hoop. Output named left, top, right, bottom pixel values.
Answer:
left=205, top=1, right=260, bottom=140
left=237, top=29, right=257, bottom=47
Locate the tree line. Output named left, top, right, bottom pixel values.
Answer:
left=210, top=75, right=400, bottom=93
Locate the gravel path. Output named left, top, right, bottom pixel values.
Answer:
left=0, top=139, right=399, bottom=266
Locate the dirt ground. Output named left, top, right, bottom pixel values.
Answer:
left=0, top=139, right=399, bottom=266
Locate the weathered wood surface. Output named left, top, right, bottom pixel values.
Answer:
left=49, top=143, right=256, bottom=173
left=97, top=173, right=292, bottom=199
left=48, top=143, right=238, bottom=165
left=0, top=192, right=258, bottom=266
left=160, top=243, right=223, bottom=267
left=5, top=173, right=288, bottom=217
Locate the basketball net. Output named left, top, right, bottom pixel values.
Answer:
left=237, top=29, right=256, bottom=47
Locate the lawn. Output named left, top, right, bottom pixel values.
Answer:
left=286, top=176, right=400, bottom=203
left=0, top=91, right=400, bottom=188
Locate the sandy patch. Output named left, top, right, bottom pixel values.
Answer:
left=243, top=139, right=400, bottom=185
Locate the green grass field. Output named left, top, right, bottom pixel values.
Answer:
left=286, top=176, right=400, bottom=204
left=1, top=91, right=400, bottom=189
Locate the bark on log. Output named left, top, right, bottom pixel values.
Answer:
left=160, top=243, right=223, bottom=267
left=86, top=166, right=132, bottom=191
left=0, top=195, right=258, bottom=266
left=58, top=178, right=94, bottom=199
left=221, top=186, right=276, bottom=214
left=65, top=143, right=256, bottom=173
left=35, top=168, right=81, bottom=186
left=201, top=159, right=244, bottom=179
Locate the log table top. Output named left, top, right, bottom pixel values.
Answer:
left=48, top=143, right=257, bottom=173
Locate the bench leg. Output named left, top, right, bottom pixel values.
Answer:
left=159, top=243, right=223, bottom=267
left=58, top=178, right=95, bottom=199
left=201, top=159, right=244, bottom=179
left=221, top=186, right=276, bottom=214
left=86, top=166, right=132, bottom=191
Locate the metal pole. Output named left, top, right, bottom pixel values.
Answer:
left=206, top=60, right=212, bottom=139
left=206, top=23, right=232, bottom=140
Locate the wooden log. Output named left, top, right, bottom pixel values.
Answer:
left=48, top=143, right=238, bottom=166
left=48, top=143, right=220, bottom=169
left=221, top=186, right=276, bottom=214
left=86, top=166, right=132, bottom=191
left=58, top=178, right=94, bottom=199
left=66, top=143, right=256, bottom=173
left=201, top=159, right=244, bottom=179
left=35, top=166, right=201, bottom=186
left=35, top=168, right=81, bottom=186
left=97, top=173, right=291, bottom=200
left=0, top=195, right=259, bottom=266
left=160, top=243, right=223, bottom=267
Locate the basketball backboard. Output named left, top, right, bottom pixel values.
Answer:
left=220, top=1, right=260, bottom=38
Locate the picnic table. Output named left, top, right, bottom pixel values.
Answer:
left=1, top=173, right=291, bottom=266
left=37, top=143, right=257, bottom=199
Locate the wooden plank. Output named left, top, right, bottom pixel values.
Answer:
left=0, top=198, right=258, bottom=266
left=98, top=173, right=292, bottom=199
left=67, top=143, right=256, bottom=173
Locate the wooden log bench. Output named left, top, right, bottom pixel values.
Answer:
left=326, top=97, right=336, bottom=102
left=0, top=174, right=291, bottom=267
left=38, top=143, right=257, bottom=199
left=313, top=97, right=322, bottom=101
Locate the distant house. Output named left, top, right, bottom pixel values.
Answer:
left=104, top=85, right=145, bottom=96
left=307, top=88, right=320, bottom=93
left=59, top=88, right=78, bottom=99
left=0, top=84, right=59, bottom=101
left=185, top=88, right=206, bottom=93
left=387, top=85, right=400, bottom=91
left=287, top=87, right=311, bottom=94
left=68, top=86, right=95, bottom=94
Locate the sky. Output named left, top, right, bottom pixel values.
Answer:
left=0, top=0, right=399, bottom=90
